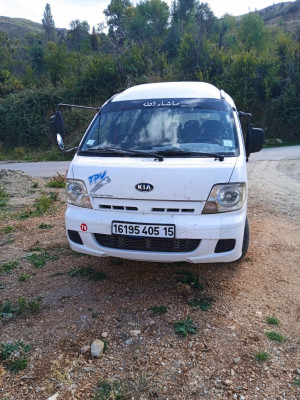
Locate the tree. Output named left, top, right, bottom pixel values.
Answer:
left=42, top=3, right=55, bottom=41
left=238, top=13, right=269, bottom=53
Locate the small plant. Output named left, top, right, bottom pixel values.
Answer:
left=0, top=260, right=19, bottom=275
left=294, top=377, right=300, bottom=386
left=26, top=251, right=58, bottom=268
left=265, top=331, right=285, bottom=343
left=177, top=270, right=204, bottom=289
left=188, top=298, right=211, bottom=311
left=32, top=182, right=39, bottom=188
left=93, top=379, right=125, bottom=400
left=174, top=316, right=197, bottom=337
left=0, top=296, right=42, bottom=318
left=255, top=351, right=270, bottom=362
left=18, top=273, right=31, bottom=282
left=18, top=193, right=56, bottom=220
left=69, top=266, right=108, bottom=281
left=39, top=222, right=53, bottom=229
left=0, top=300, right=14, bottom=318
left=4, top=225, right=13, bottom=234
left=0, top=187, right=9, bottom=209
left=0, top=341, right=30, bottom=373
left=49, top=191, right=59, bottom=201
left=266, top=316, right=279, bottom=326
left=46, top=173, right=66, bottom=188
left=151, top=305, right=168, bottom=315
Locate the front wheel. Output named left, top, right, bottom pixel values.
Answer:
left=240, top=217, right=249, bottom=259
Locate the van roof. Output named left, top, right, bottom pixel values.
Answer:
left=112, top=81, right=227, bottom=102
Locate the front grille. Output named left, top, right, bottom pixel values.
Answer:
left=94, top=234, right=200, bottom=253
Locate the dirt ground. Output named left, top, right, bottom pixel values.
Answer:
left=0, top=160, right=299, bottom=400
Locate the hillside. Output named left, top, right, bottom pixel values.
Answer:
left=257, top=0, right=300, bottom=35
left=0, top=16, right=44, bottom=39
left=1, top=1, right=300, bottom=40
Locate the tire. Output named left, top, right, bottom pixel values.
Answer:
left=240, top=217, right=250, bottom=260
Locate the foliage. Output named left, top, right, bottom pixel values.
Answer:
left=46, top=173, right=66, bottom=188
left=0, top=341, right=31, bottom=373
left=255, top=351, right=270, bottom=362
left=69, top=266, right=108, bottom=281
left=26, top=251, right=58, bottom=268
left=0, top=187, right=9, bottom=209
left=188, top=298, right=211, bottom=311
left=265, top=331, right=285, bottom=343
left=0, top=297, right=42, bottom=318
left=151, top=305, right=168, bottom=314
left=177, top=270, right=204, bottom=289
left=174, top=316, right=197, bottom=337
left=0, top=260, right=19, bottom=275
left=93, top=378, right=125, bottom=400
left=266, top=316, right=279, bottom=325
left=0, top=1, right=299, bottom=148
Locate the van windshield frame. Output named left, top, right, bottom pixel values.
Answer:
left=79, top=98, right=240, bottom=157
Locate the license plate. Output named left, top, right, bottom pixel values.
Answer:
left=112, top=221, right=175, bottom=238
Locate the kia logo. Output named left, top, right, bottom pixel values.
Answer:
left=135, top=183, right=154, bottom=192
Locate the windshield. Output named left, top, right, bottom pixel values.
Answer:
left=80, top=98, right=239, bottom=156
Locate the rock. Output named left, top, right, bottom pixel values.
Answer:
left=296, top=368, right=300, bottom=375
left=225, top=379, right=232, bottom=385
left=80, top=345, right=90, bottom=354
left=91, top=339, right=105, bottom=357
left=102, top=332, right=108, bottom=338
left=276, top=138, right=283, bottom=144
left=130, top=329, right=141, bottom=337
left=47, top=393, right=59, bottom=400
left=234, top=357, right=241, bottom=364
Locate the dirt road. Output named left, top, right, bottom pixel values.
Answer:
left=0, top=158, right=299, bottom=400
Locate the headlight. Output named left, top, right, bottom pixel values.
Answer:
left=66, top=179, right=92, bottom=208
left=202, top=183, right=246, bottom=213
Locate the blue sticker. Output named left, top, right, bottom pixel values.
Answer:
left=88, top=170, right=111, bottom=194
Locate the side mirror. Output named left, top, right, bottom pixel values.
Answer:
left=246, top=125, right=264, bottom=158
left=50, top=111, right=65, bottom=150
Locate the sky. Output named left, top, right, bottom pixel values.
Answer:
left=0, top=0, right=294, bottom=31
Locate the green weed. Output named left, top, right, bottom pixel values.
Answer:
left=39, top=222, right=53, bottom=229
left=294, top=377, right=300, bottom=386
left=0, top=260, right=19, bottom=275
left=69, top=266, right=108, bottom=281
left=265, top=331, right=285, bottom=343
left=0, top=187, right=9, bottom=209
left=18, top=273, right=31, bottom=282
left=17, top=193, right=56, bottom=220
left=0, top=341, right=30, bottom=373
left=46, top=173, right=66, bottom=188
left=177, top=270, right=204, bottom=290
left=0, top=297, right=42, bottom=318
left=255, top=352, right=270, bottom=362
left=188, top=298, right=212, bottom=311
left=32, top=181, right=39, bottom=188
left=266, top=316, right=279, bottom=326
left=93, top=379, right=125, bottom=400
left=151, top=305, right=168, bottom=315
left=174, top=316, right=197, bottom=337
left=3, top=225, right=13, bottom=234
left=26, top=251, right=58, bottom=268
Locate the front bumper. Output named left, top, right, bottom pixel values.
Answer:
left=65, top=204, right=247, bottom=263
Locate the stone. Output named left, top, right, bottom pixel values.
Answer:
left=102, top=332, right=108, bottom=338
left=91, top=339, right=105, bottom=357
left=234, top=357, right=241, bottom=364
left=46, top=393, right=59, bottom=400
left=80, top=345, right=90, bottom=354
left=130, top=329, right=141, bottom=337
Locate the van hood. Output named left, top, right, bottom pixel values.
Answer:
left=70, top=156, right=237, bottom=202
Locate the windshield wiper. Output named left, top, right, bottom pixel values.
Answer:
left=84, top=146, right=164, bottom=161
left=156, top=149, right=225, bottom=161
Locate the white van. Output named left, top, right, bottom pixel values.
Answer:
left=50, top=82, right=264, bottom=263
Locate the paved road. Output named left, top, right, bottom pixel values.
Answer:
left=0, top=146, right=299, bottom=177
